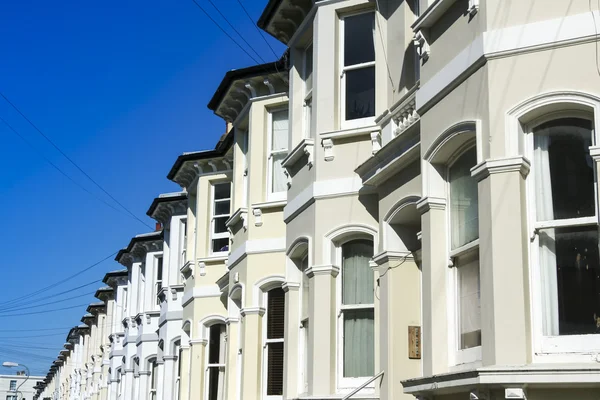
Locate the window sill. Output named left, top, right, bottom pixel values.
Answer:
left=539, top=334, right=600, bottom=355
left=282, top=138, right=314, bottom=170
left=412, top=0, right=478, bottom=32
left=320, top=125, right=381, bottom=162
left=225, top=207, right=248, bottom=230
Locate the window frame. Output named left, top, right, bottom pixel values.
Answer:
left=155, top=255, right=163, bottom=307
left=205, top=324, right=226, bottom=400
left=149, top=358, right=158, bottom=400
left=210, top=182, right=231, bottom=256
left=9, top=381, right=16, bottom=391
left=299, top=254, right=310, bottom=395
left=266, top=107, right=290, bottom=202
left=446, top=144, right=482, bottom=367
left=339, top=10, right=377, bottom=130
left=262, top=287, right=286, bottom=400
left=303, top=42, right=314, bottom=139
left=525, top=110, right=600, bottom=357
left=335, top=237, right=376, bottom=391
left=179, top=218, right=187, bottom=271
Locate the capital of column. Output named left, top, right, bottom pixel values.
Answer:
left=162, top=355, right=178, bottom=361
left=416, top=196, right=446, bottom=214
left=372, top=250, right=414, bottom=268
left=282, top=282, right=300, bottom=292
left=470, top=155, right=530, bottom=182
left=188, top=338, right=208, bottom=346
left=240, top=307, right=266, bottom=317
left=306, top=264, right=340, bottom=278
left=225, top=317, right=240, bottom=325
left=138, top=371, right=151, bottom=376
left=590, top=146, right=600, bottom=161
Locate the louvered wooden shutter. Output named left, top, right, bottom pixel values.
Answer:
left=267, top=288, right=285, bottom=395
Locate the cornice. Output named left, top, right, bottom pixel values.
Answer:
left=416, top=197, right=446, bottom=214
left=306, top=264, right=340, bottom=278
left=282, top=282, right=300, bottom=292
left=471, top=156, right=531, bottom=182
left=240, top=307, right=266, bottom=317
left=372, top=251, right=415, bottom=267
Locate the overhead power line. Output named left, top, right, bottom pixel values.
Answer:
left=234, top=0, right=280, bottom=59
left=0, top=303, right=90, bottom=317
left=0, top=290, right=96, bottom=314
left=205, top=0, right=267, bottom=63
left=0, top=280, right=100, bottom=312
left=0, top=252, right=116, bottom=309
left=0, top=91, right=153, bottom=230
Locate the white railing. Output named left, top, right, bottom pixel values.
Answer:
left=341, top=370, right=384, bottom=400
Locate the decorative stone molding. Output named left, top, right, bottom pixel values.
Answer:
left=468, top=0, right=479, bottom=16
left=282, top=138, right=314, bottom=172
left=253, top=208, right=263, bottom=227
left=240, top=307, right=266, bottom=317
left=470, top=390, right=490, bottom=400
left=282, top=282, right=300, bottom=292
left=306, top=264, right=340, bottom=278
left=197, top=260, right=206, bottom=277
left=413, top=31, right=430, bottom=61
left=416, top=196, right=446, bottom=214
left=470, top=156, right=531, bottom=182
left=189, top=338, right=208, bottom=346
left=590, top=145, right=600, bottom=161
left=226, top=207, right=248, bottom=231
left=392, top=90, right=419, bottom=137
left=372, top=251, right=414, bottom=267
left=323, top=138, right=334, bottom=161
left=505, top=388, right=527, bottom=399
left=370, top=131, right=381, bottom=154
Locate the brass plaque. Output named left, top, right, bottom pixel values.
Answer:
left=408, top=326, right=421, bottom=359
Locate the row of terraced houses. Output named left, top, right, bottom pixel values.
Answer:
left=33, top=0, right=600, bottom=399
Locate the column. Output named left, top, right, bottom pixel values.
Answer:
left=472, top=157, right=531, bottom=366
left=224, top=318, right=240, bottom=400
left=239, top=307, right=265, bottom=400
left=138, top=371, right=150, bottom=400
left=375, top=252, right=422, bottom=400
left=306, top=265, right=338, bottom=396
left=178, top=346, right=191, bottom=400
left=417, top=196, right=449, bottom=376
left=188, top=339, right=207, bottom=400
left=282, top=283, right=300, bottom=400
left=161, top=356, right=176, bottom=400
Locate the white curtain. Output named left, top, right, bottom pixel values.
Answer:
left=342, top=241, right=374, bottom=377
left=271, top=110, right=289, bottom=193
left=272, top=153, right=287, bottom=193
left=534, top=134, right=559, bottom=336
left=458, top=255, right=481, bottom=349
left=449, top=149, right=479, bottom=249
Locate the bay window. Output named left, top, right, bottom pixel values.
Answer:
left=340, top=240, right=374, bottom=382
left=211, top=183, right=231, bottom=254
left=268, top=109, right=289, bottom=200
left=206, top=324, right=226, bottom=400
left=265, top=287, right=285, bottom=397
left=341, top=12, right=375, bottom=127
left=530, top=117, right=600, bottom=346
left=448, top=147, right=481, bottom=360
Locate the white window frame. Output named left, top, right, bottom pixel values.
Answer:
left=262, top=288, right=285, bottom=400
left=149, top=359, right=158, bottom=400
left=9, top=381, right=16, bottom=391
left=174, top=343, right=181, bottom=400
left=267, top=108, right=289, bottom=202
left=205, top=324, right=226, bottom=400
left=179, top=218, right=187, bottom=270
left=241, top=130, right=249, bottom=207
left=339, top=10, right=377, bottom=130
left=210, top=182, right=231, bottom=256
left=299, top=255, right=310, bottom=395
left=335, top=238, right=376, bottom=392
left=525, top=110, right=600, bottom=358
left=155, top=255, right=163, bottom=307
left=446, top=144, right=482, bottom=368
left=303, top=43, right=313, bottom=139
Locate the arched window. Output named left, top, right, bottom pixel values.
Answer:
left=149, top=358, right=158, bottom=400
left=531, top=117, right=599, bottom=337
left=265, top=287, right=285, bottom=396
left=341, top=239, right=374, bottom=378
left=206, top=324, right=226, bottom=400
left=174, top=341, right=181, bottom=400
left=448, top=146, right=481, bottom=356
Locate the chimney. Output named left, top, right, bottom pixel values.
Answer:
left=155, top=222, right=162, bottom=232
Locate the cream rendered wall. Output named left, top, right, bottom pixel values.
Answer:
left=485, top=0, right=592, bottom=30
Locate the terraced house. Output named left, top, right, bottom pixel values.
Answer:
left=34, top=0, right=600, bottom=399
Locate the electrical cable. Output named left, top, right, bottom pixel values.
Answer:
left=0, top=252, right=116, bottom=308
left=189, top=0, right=262, bottom=65
left=0, top=281, right=100, bottom=312
left=0, top=303, right=90, bottom=317
left=234, top=0, right=280, bottom=59
left=0, top=92, right=153, bottom=230
left=206, top=0, right=267, bottom=63
left=0, top=291, right=96, bottom=314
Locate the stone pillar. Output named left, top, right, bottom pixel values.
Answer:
left=374, top=252, right=422, bottom=400
left=306, top=265, right=338, bottom=396
left=188, top=339, right=207, bottom=400
left=224, top=318, right=240, bottom=400
left=178, top=346, right=190, bottom=400
left=138, top=370, right=150, bottom=400
left=282, top=282, right=300, bottom=400
left=472, top=156, right=531, bottom=366
left=417, top=196, right=449, bottom=376
left=156, top=360, right=165, bottom=400
left=239, top=307, right=265, bottom=400
left=161, top=356, right=176, bottom=400
left=123, top=368, right=134, bottom=400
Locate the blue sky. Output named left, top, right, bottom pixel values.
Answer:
left=0, top=0, right=283, bottom=376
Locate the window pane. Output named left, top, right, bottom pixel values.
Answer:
left=344, top=13, right=375, bottom=66
left=267, top=342, right=284, bottom=395
left=267, top=288, right=285, bottom=339
left=207, top=366, right=225, bottom=400
left=457, top=251, right=481, bottom=349
left=214, top=183, right=231, bottom=200
left=301, top=257, right=309, bottom=320
left=272, top=110, right=289, bottom=150
left=305, top=44, right=313, bottom=91
left=449, top=148, right=479, bottom=249
left=343, top=309, right=374, bottom=377
left=271, top=153, right=288, bottom=193
left=212, top=238, right=229, bottom=253
left=214, top=200, right=230, bottom=216
left=539, top=225, right=600, bottom=336
left=156, top=257, right=163, bottom=281
left=534, top=118, right=594, bottom=221
left=214, top=216, right=228, bottom=234
left=342, top=240, right=374, bottom=305
left=345, top=67, right=375, bottom=120
left=208, top=324, right=225, bottom=364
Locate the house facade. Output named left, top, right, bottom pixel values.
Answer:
left=35, top=0, right=600, bottom=399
